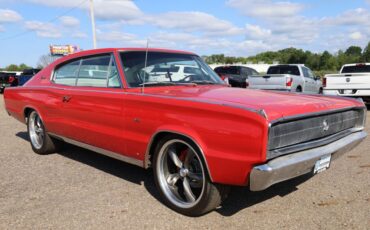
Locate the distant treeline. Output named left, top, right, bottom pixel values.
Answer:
left=0, top=63, right=32, bottom=72
left=203, top=41, right=370, bottom=74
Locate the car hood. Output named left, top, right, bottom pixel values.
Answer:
left=143, top=85, right=364, bottom=121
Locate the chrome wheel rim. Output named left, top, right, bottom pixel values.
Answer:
left=29, top=112, right=44, bottom=149
left=156, top=139, right=205, bottom=209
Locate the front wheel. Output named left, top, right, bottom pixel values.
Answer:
left=27, top=111, right=60, bottom=154
left=153, top=135, right=229, bottom=216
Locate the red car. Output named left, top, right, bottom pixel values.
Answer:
left=4, top=48, right=367, bottom=216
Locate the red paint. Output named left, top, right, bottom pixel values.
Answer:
left=3, top=48, right=364, bottom=186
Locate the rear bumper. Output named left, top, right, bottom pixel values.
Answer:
left=324, top=89, right=370, bottom=97
left=249, top=131, right=367, bottom=191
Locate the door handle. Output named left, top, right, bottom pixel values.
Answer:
left=62, top=95, right=72, bottom=102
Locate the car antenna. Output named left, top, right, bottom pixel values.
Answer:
left=142, top=38, right=149, bottom=94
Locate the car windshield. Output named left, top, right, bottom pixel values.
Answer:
left=120, top=51, right=224, bottom=87
left=341, top=65, right=370, bottom=73
left=214, top=66, right=240, bottom=75
left=267, top=66, right=300, bottom=76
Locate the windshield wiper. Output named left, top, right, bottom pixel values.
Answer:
left=140, top=81, right=197, bottom=87
left=189, top=80, right=217, bottom=85
left=139, top=81, right=177, bottom=87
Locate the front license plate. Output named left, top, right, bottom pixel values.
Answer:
left=314, top=155, right=331, bottom=174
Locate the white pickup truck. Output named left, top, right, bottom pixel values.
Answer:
left=248, top=64, right=323, bottom=94
left=323, top=63, right=370, bottom=104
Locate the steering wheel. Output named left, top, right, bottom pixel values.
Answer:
left=178, top=74, right=200, bottom=82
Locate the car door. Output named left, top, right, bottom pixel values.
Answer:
left=301, top=67, right=312, bottom=93
left=307, top=69, right=319, bottom=93
left=54, top=54, right=128, bottom=156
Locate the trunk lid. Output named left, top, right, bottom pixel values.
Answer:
left=248, top=74, right=289, bottom=90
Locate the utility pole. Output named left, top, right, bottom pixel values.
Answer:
left=89, top=0, right=97, bottom=49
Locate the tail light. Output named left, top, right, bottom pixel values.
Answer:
left=323, top=77, right=327, bottom=88
left=218, top=73, right=227, bottom=81
left=286, top=77, right=293, bottom=87
left=8, top=76, right=15, bottom=83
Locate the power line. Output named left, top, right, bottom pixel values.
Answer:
left=0, top=0, right=88, bottom=41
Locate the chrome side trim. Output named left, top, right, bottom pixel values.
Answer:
left=144, top=130, right=213, bottom=182
left=48, top=133, right=143, bottom=167
left=250, top=131, right=367, bottom=191
left=17, top=85, right=266, bottom=117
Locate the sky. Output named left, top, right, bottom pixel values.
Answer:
left=0, top=0, right=370, bottom=67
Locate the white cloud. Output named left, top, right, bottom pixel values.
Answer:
left=245, top=24, right=271, bottom=38
left=0, top=9, right=22, bottom=22
left=146, top=11, right=244, bottom=36
left=71, top=31, right=88, bottom=39
left=59, top=16, right=80, bottom=27
left=349, top=31, right=363, bottom=40
left=26, top=0, right=143, bottom=20
left=323, top=8, right=370, bottom=26
left=25, top=20, right=62, bottom=38
left=226, top=0, right=304, bottom=18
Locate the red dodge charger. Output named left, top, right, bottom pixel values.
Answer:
left=4, top=48, right=367, bottom=216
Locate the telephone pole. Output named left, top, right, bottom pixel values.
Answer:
left=89, top=0, right=97, bottom=49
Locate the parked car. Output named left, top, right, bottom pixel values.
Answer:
left=4, top=48, right=367, bottom=216
left=214, top=65, right=259, bottom=88
left=18, top=68, right=41, bottom=86
left=323, top=63, right=370, bottom=104
left=0, top=72, right=17, bottom=93
left=248, top=64, right=323, bottom=94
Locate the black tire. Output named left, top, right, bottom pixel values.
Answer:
left=153, top=134, right=229, bottom=216
left=27, top=111, right=60, bottom=155
left=319, top=88, right=323, bottom=94
left=296, top=86, right=302, bottom=93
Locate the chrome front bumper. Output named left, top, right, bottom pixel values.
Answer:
left=249, top=131, right=367, bottom=191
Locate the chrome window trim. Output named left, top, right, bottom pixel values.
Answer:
left=51, top=52, right=123, bottom=89
left=117, top=50, right=225, bottom=89
left=48, top=132, right=143, bottom=167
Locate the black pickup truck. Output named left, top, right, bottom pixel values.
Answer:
left=0, top=72, right=17, bottom=94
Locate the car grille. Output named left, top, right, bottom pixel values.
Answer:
left=267, top=109, right=365, bottom=159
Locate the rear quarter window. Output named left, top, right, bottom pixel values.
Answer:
left=341, top=65, right=370, bottom=73
left=267, top=66, right=300, bottom=76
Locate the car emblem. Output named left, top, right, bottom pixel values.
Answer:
left=322, top=120, right=329, bottom=131
left=346, top=78, right=350, bottom=82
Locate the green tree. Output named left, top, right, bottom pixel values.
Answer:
left=362, top=42, right=370, bottom=62
left=5, top=64, right=19, bottom=71
left=345, top=46, right=362, bottom=57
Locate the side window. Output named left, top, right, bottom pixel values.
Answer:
left=302, top=67, right=309, bottom=79
left=307, top=69, right=315, bottom=79
left=54, top=60, right=81, bottom=86
left=77, top=55, right=111, bottom=87
left=107, top=57, right=121, bottom=88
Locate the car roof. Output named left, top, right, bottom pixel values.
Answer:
left=342, top=63, right=370, bottom=67
left=53, top=48, right=197, bottom=67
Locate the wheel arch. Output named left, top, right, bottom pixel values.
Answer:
left=145, top=130, right=213, bottom=182
left=23, top=106, right=44, bottom=126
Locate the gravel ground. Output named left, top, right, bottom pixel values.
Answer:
left=0, top=96, right=369, bottom=230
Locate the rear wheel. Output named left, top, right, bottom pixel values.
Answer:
left=319, top=88, right=323, bottom=94
left=27, top=111, right=60, bottom=154
left=296, top=86, right=302, bottom=93
left=153, top=135, right=229, bottom=216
